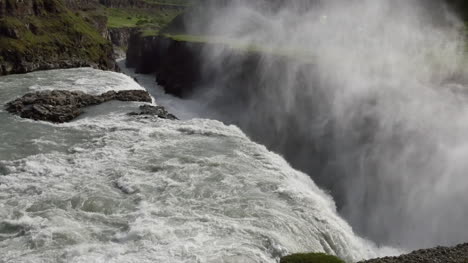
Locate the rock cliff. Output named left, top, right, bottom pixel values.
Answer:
left=359, top=243, right=468, bottom=263
left=0, top=0, right=116, bottom=76
left=63, top=0, right=100, bottom=11
left=126, top=34, right=204, bottom=96
left=125, top=32, right=279, bottom=99
left=109, top=27, right=137, bottom=50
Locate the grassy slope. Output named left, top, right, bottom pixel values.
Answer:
left=106, top=7, right=183, bottom=30
left=0, top=15, right=107, bottom=60
left=104, top=0, right=193, bottom=38
left=0, top=0, right=113, bottom=72
left=280, top=253, right=345, bottom=263
left=142, top=0, right=192, bottom=7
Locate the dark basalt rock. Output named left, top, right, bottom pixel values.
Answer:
left=129, top=105, right=178, bottom=120
left=5, top=89, right=152, bottom=123
left=359, top=243, right=468, bottom=263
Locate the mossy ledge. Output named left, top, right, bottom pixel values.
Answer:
left=0, top=0, right=116, bottom=76
left=280, top=253, right=345, bottom=263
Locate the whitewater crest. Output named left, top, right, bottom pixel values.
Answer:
left=0, top=68, right=384, bottom=262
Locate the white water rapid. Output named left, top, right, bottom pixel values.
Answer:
left=0, top=68, right=391, bottom=262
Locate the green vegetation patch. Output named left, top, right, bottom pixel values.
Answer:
left=0, top=3, right=111, bottom=66
left=142, top=0, right=193, bottom=7
left=161, top=33, right=314, bottom=60
left=163, top=33, right=214, bottom=42
left=280, top=253, right=345, bottom=263
left=106, top=7, right=183, bottom=35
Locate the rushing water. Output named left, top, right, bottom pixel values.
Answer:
left=181, top=0, right=468, bottom=249
left=0, top=68, right=391, bottom=263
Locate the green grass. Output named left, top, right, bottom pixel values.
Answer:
left=163, top=33, right=214, bottom=42
left=141, top=28, right=160, bottom=37
left=0, top=2, right=111, bottom=65
left=106, top=7, right=183, bottom=36
left=160, top=33, right=314, bottom=59
left=280, top=253, right=345, bottom=263
left=106, top=8, right=142, bottom=28
left=142, top=0, right=193, bottom=7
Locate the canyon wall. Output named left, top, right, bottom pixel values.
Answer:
left=63, top=0, right=100, bottom=10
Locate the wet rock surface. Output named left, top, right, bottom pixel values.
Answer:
left=5, top=89, right=152, bottom=123
left=360, top=243, right=468, bottom=263
left=129, top=105, right=178, bottom=120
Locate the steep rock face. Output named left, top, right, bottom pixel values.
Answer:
left=126, top=33, right=205, bottom=96
left=109, top=27, right=137, bottom=49
left=0, top=0, right=60, bottom=17
left=87, top=14, right=110, bottom=39
left=0, top=0, right=116, bottom=76
left=63, top=0, right=100, bottom=11
left=125, top=32, right=285, bottom=98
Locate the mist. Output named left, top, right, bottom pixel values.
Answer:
left=177, top=0, right=468, bottom=250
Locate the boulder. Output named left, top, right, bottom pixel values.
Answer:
left=128, top=105, right=178, bottom=120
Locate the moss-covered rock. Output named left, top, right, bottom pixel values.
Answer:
left=280, top=253, right=345, bottom=263
left=0, top=0, right=116, bottom=76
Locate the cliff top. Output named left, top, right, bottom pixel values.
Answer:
left=0, top=0, right=115, bottom=75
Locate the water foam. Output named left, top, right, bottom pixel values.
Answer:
left=0, top=68, right=390, bottom=262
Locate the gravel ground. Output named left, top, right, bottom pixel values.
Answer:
left=360, top=243, right=468, bottom=263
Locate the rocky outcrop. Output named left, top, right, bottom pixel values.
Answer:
left=0, top=0, right=116, bottom=76
left=129, top=104, right=178, bottom=120
left=0, top=0, right=61, bottom=17
left=5, top=89, right=152, bottom=123
left=281, top=243, right=468, bottom=263
left=63, top=0, right=100, bottom=11
left=359, top=243, right=468, bottom=263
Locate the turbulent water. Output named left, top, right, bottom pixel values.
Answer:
left=0, top=68, right=389, bottom=263
left=182, top=0, right=468, bottom=249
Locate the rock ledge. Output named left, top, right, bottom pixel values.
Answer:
left=5, top=90, right=152, bottom=123
left=359, top=243, right=468, bottom=263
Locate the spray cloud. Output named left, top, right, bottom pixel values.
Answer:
left=180, top=0, right=468, bottom=250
